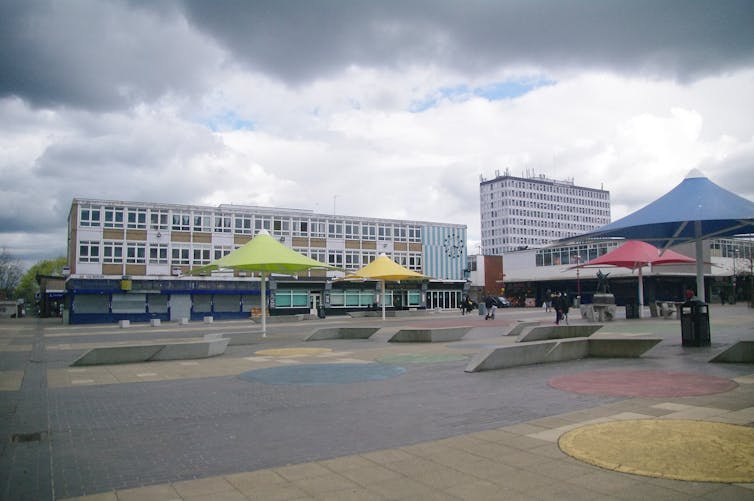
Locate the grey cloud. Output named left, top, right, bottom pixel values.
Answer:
left=0, top=0, right=222, bottom=110
left=178, top=0, right=754, bottom=84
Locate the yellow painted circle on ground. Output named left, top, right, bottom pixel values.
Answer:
left=255, top=347, right=332, bottom=356
left=559, top=419, right=754, bottom=483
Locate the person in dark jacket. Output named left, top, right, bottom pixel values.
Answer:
left=484, top=295, right=498, bottom=320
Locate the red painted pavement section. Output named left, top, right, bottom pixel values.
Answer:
left=549, top=370, right=738, bottom=397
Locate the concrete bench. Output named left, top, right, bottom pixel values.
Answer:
left=516, top=324, right=603, bottom=343
left=709, top=341, right=754, bottom=363
left=71, top=338, right=229, bottom=366
left=203, top=331, right=261, bottom=346
left=465, top=336, right=661, bottom=372
left=588, top=337, right=662, bottom=357
left=504, top=321, right=543, bottom=337
left=305, top=327, right=381, bottom=341
left=389, top=326, right=472, bottom=343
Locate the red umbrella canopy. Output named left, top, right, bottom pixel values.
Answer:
left=579, top=240, right=695, bottom=270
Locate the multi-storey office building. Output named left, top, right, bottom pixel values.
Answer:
left=480, top=170, right=611, bottom=255
left=66, top=198, right=468, bottom=324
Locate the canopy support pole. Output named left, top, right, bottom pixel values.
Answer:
left=694, top=221, right=706, bottom=302
left=381, top=280, right=386, bottom=321
left=261, top=271, right=267, bottom=337
left=638, top=267, right=644, bottom=318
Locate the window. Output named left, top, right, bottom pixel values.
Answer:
left=150, top=210, right=168, bottom=230
left=127, top=208, right=147, bottom=229
left=310, top=220, right=325, bottom=238
left=254, top=217, right=271, bottom=232
left=293, top=219, right=308, bottom=237
left=79, top=241, right=100, bottom=263
left=79, top=207, right=101, bottom=227
left=149, top=244, right=168, bottom=264
left=172, top=213, right=191, bottom=231
left=408, top=226, right=421, bottom=242
left=328, top=250, right=343, bottom=268
left=273, top=218, right=290, bottom=235
left=329, top=289, right=376, bottom=308
left=275, top=290, right=309, bottom=308
left=192, top=245, right=211, bottom=265
left=394, top=226, right=407, bottom=242
left=104, top=206, right=124, bottom=228
left=103, top=241, right=123, bottom=263
left=171, top=244, right=190, bottom=265
left=213, top=294, right=241, bottom=313
left=328, top=222, right=343, bottom=239
left=235, top=215, right=253, bottom=234
left=345, top=250, right=360, bottom=270
left=362, top=224, right=376, bottom=241
left=378, top=224, right=392, bottom=240
left=193, top=213, right=211, bottom=232
left=213, top=245, right=235, bottom=260
left=126, top=242, right=146, bottom=264
left=308, top=248, right=327, bottom=263
left=345, top=222, right=360, bottom=239
left=214, top=214, right=232, bottom=233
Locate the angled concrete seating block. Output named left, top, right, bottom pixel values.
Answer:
left=545, top=338, right=590, bottom=362
left=588, top=337, right=662, bottom=357
left=465, top=341, right=558, bottom=372
left=118, top=320, right=130, bottom=328
left=390, top=326, right=471, bottom=343
left=71, top=345, right=164, bottom=366
left=150, top=318, right=161, bottom=327
left=152, top=338, right=229, bottom=360
left=505, top=321, right=543, bottom=337
left=517, top=324, right=603, bottom=343
left=71, top=338, right=229, bottom=366
left=204, top=332, right=261, bottom=346
left=306, top=327, right=381, bottom=341
left=709, top=341, right=754, bottom=363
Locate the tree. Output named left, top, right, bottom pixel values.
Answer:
left=14, top=257, right=67, bottom=308
left=0, top=249, right=24, bottom=300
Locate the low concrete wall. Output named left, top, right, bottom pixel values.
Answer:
left=204, top=332, right=261, bottom=346
left=709, top=341, right=754, bottom=363
left=389, top=326, right=471, bottom=343
left=588, top=337, right=662, bottom=357
left=71, top=338, right=229, bottom=366
left=466, top=336, right=660, bottom=372
left=306, top=327, right=381, bottom=341
left=517, top=324, right=603, bottom=342
left=505, top=321, right=542, bottom=337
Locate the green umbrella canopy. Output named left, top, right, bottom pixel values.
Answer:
left=191, top=230, right=340, bottom=275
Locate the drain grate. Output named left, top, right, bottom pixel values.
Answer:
left=11, top=431, right=47, bottom=443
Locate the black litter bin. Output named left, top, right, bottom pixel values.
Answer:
left=317, top=306, right=326, bottom=319
left=680, top=300, right=710, bottom=347
left=625, top=298, right=639, bottom=319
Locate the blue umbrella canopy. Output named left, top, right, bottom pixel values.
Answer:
left=559, top=170, right=754, bottom=302
left=580, top=170, right=754, bottom=249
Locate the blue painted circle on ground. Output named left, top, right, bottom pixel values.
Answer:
left=239, top=363, right=406, bottom=385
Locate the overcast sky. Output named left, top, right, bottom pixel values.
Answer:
left=2, top=0, right=754, bottom=268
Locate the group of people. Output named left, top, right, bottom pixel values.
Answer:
left=545, top=289, right=570, bottom=325
left=459, top=294, right=504, bottom=320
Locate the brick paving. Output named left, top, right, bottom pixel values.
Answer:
left=0, top=305, right=752, bottom=500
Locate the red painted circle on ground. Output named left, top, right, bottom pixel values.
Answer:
left=549, top=370, right=737, bottom=397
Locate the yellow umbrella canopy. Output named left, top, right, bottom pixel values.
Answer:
left=350, top=253, right=426, bottom=281
left=191, top=230, right=339, bottom=334
left=349, top=254, right=427, bottom=320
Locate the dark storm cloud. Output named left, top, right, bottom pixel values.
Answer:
left=178, top=0, right=754, bottom=84
left=0, top=0, right=221, bottom=110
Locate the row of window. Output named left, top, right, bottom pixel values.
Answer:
left=483, top=178, right=610, bottom=200
left=78, top=206, right=422, bottom=241
left=79, top=240, right=422, bottom=271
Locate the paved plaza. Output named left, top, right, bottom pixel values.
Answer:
left=1, top=304, right=753, bottom=500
